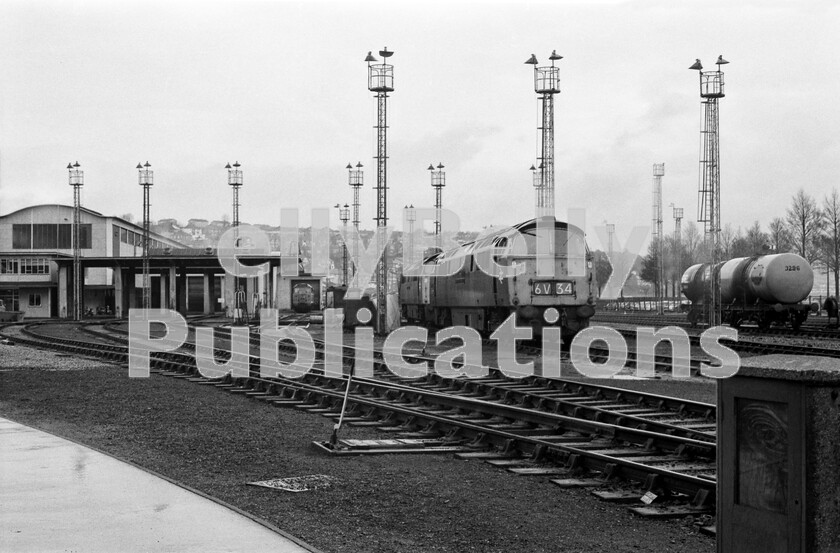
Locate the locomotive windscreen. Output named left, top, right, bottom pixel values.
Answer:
left=510, top=223, right=587, bottom=275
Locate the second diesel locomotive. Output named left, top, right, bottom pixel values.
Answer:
left=681, top=252, right=817, bottom=329
left=399, top=217, right=597, bottom=340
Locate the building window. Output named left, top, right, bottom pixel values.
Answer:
left=1, top=259, right=19, bottom=274
left=79, top=224, right=92, bottom=249
left=58, top=224, right=72, bottom=249
left=28, top=294, right=41, bottom=307
left=33, top=224, right=57, bottom=249
left=12, top=225, right=31, bottom=249
left=12, top=224, right=91, bottom=250
left=0, top=289, right=19, bottom=311
left=120, top=228, right=128, bottom=244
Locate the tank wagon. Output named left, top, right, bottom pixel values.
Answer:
left=399, top=217, right=597, bottom=340
left=681, top=253, right=816, bottom=329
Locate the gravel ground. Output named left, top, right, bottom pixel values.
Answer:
left=0, top=342, right=715, bottom=553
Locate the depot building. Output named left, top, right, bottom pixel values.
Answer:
left=0, top=204, right=316, bottom=319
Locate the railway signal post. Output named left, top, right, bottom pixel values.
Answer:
left=365, top=47, right=394, bottom=335
left=690, top=55, right=729, bottom=327
left=67, top=162, right=84, bottom=321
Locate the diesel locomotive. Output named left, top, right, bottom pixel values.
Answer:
left=399, top=217, right=597, bottom=340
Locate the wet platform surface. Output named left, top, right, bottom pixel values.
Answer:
left=0, top=418, right=315, bottom=552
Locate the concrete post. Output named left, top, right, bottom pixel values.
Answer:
left=223, top=274, right=234, bottom=318
left=203, top=272, right=211, bottom=314
left=113, top=266, right=123, bottom=318
left=58, top=265, right=69, bottom=319
left=718, top=355, right=840, bottom=553
left=126, top=270, right=136, bottom=310
left=159, top=271, right=167, bottom=309
left=168, top=266, right=177, bottom=314
left=176, top=267, right=187, bottom=314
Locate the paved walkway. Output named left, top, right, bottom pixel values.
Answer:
left=0, top=418, right=316, bottom=552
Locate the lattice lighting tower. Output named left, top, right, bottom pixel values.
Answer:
left=529, top=163, right=542, bottom=218
left=405, top=205, right=416, bottom=266
left=671, top=204, right=684, bottom=287
left=347, top=162, right=364, bottom=279
left=365, top=47, right=394, bottom=335
left=690, top=55, right=729, bottom=327
left=336, top=203, right=350, bottom=286
left=227, top=161, right=244, bottom=318
left=226, top=162, right=243, bottom=228
left=525, top=50, right=562, bottom=218
left=67, top=162, right=84, bottom=321
left=606, top=223, right=615, bottom=261
left=137, top=162, right=153, bottom=310
left=652, top=163, right=665, bottom=314
left=429, top=163, right=445, bottom=250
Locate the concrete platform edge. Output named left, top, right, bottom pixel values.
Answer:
left=1, top=414, right=326, bottom=553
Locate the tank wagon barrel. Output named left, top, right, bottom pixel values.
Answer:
left=680, top=253, right=816, bottom=329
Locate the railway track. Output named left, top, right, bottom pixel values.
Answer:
left=1, top=318, right=718, bottom=517
left=593, top=313, right=840, bottom=358
left=594, top=312, right=840, bottom=337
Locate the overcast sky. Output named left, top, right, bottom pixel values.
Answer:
left=2, top=0, right=838, bottom=252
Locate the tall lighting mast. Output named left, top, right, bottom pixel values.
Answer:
left=525, top=50, right=562, bottom=218
left=336, top=203, right=350, bottom=286
left=347, top=162, right=363, bottom=280
left=404, top=205, right=416, bottom=266
left=365, top=47, right=394, bottom=335
left=226, top=161, right=244, bottom=322
left=67, top=162, right=84, bottom=320
left=690, top=55, right=729, bottom=327
left=429, top=163, right=445, bottom=250
left=137, top=162, right=153, bottom=310
left=652, top=163, right=665, bottom=314
left=671, top=204, right=684, bottom=293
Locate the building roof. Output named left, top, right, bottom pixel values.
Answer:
left=0, top=204, right=187, bottom=248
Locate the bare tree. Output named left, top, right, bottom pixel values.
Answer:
left=768, top=217, right=791, bottom=252
left=786, top=188, right=824, bottom=263
left=823, top=188, right=840, bottom=297
left=682, top=221, right=703, bottom=267
left=719, top=223, right=738, bottom=259
left=744, top=220, right=769, bottom=255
